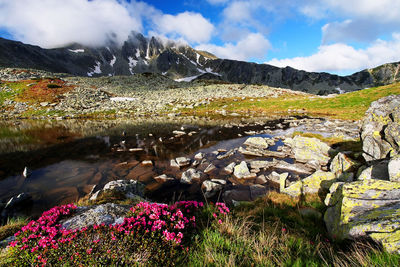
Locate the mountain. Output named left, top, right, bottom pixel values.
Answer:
left=1, top=32, right=400, bottom=94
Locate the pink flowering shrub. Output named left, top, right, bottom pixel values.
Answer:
left=7, top=201, right=229, bottom=266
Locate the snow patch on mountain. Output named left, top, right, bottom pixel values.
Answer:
left=110, top=55, right=116, bottom=67
left=68, top=49, right=84, bottom=53
left=205, top=67, right=221, bottom=76
left=87, top=61, right=102, bottom=77
left=128, top=57, right=138, bottom=74
left=175, top=75, right=201, bottom=82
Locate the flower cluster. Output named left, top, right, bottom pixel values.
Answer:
left=7, top=201, right=228, bottom=266
left=127, top=200, right=203, bottom=245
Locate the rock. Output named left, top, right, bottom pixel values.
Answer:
left=141, top=160, right=153, bottom=166
left=281, top=170, right=336, bottom=197
left=22, top=166, right=31, bottom=178
left=284, top=136, right=332, bottom=166
left=273, top=160, right=315, bottom=175
left=244, top=137, right=268, bottom=149
left=154, top=174, right=175, bottom=183
left=249, top=160, right=274, bottom=170
left=361, top=95, right=400, bottom=161
left=238, top=146, right=262, bottom=157
left=357, top=160, right=389, bottom=181
left=5, top=193, right=32, bottom=210
left=61, top=203, right=130, bottom=230
left=194, top=152, right=205, bottom=160
left=255, top=175, right=267, bottom=184
left=173, top=130, right=186, bottom=136
left=233, top=161, right=252, bottom=179
left=181, top=168, right=202, bottom=184
left=279, top=172, right=289, bottom=192
left=170, top=159, right=180, bottom=168
left=330, top=152, right=359, bottom=177
left=204, top=163, right=217, bottom=174
left=202, top=179, right=226, bottom=198
left=223, top=162, right=236, bottom=174
left=223, top=185, right=268, bottom=204
left=267, top=171, right=281, bottom=184
left=324, top=179, right=400, bottom=253
left=217, top=149, right=235, bottom=160
left=0, top=235, right=15, bottom=249
left=175, top=157, right=191, bottom=167
left=388, top=155, right=400, bottom=182
left=90, top=180, right=144, bottom=201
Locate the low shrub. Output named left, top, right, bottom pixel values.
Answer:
left=46, top=84, right=62, bottom=89
left=6, top=201, right=229, bottom=266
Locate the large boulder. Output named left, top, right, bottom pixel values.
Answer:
left=61, top=203, right=130, bottom=230
left=324, top=179, right=400, bottom=253
left=281, top=170, right=336, bottom=197
left=360, top=95, right=400, bottom=162
left=284, top=136, right=332, bottom=167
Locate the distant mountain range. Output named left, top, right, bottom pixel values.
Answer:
left=1, top=32, right=399, bottom=94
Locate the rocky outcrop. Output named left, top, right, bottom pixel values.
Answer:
left=324, top=180, right=400, bottom=253
left=60, top=203, right=131, bottom=230
left=360, top=95, right=400, bottom=162
left=284, top=136, right=333, bottom=167
left=324, top=95, right=400, bottom=254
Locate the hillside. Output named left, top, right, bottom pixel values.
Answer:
left=1, top=33, right=400, bottom=94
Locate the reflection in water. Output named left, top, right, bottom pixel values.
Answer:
left=0, top=118, right=292, bottom=218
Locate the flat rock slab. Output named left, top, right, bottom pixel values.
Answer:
left=61, top=203, right=130, bottom=230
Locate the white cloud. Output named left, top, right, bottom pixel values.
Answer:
left=0, top=0, right=215, bottom=47
left=153, top=12, right=215, bottom=44
left=302, top=0, right=400, bottom=43
left=266, top=33, right=400, bottom=73
left=196, top=33, right=271, bottom=61
left=0, top=0, right=141, bottom=48
left=223, top=1, right=253, bottom=22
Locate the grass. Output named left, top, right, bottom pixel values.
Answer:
left=187, top=193, right=400, bottom=266
left=184, top=82, right=400, bottom=120
left=0, top=217, right=29, bottom=241
left=1, top=193, right=399, bottom=266
left=0, top=79, right=73, bottom=107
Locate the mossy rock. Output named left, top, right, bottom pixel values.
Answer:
left=281, top=170, right=335, bottom=197
left=324, top=179, right=400, bottom=253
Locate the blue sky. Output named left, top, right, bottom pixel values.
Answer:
left=1, top=0, right=400, bottom=75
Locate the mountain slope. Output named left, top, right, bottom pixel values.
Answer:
left=1, top=33, right=399, bottom=94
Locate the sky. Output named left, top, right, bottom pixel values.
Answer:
left=1, top=0, right=400, bottom=75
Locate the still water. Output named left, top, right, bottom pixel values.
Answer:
left=0, top=118, right=291, bottom=218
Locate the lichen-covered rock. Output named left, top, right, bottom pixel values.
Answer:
left=281, top=170, right=335, bottom=197
left=61, top=203, right=130, bottom=230
left=361, top=95, right=400, bottom=161
left=357, top=160, right=389, bottom=181
left=181, top=168, right=203, bottom=184
left=233, top=161, right=251, bottom=179
left=244, top=137, right=269, bottom=149
left=330, top=152, right=359, bottom=177
left=388, top=155, right=400, bottom=182
left=324, top=179, right=400, bottom=253
left=284, top=136, right=332, bottom=166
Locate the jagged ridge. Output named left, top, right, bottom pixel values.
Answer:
left=1, top=32, right=399, bottom=94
